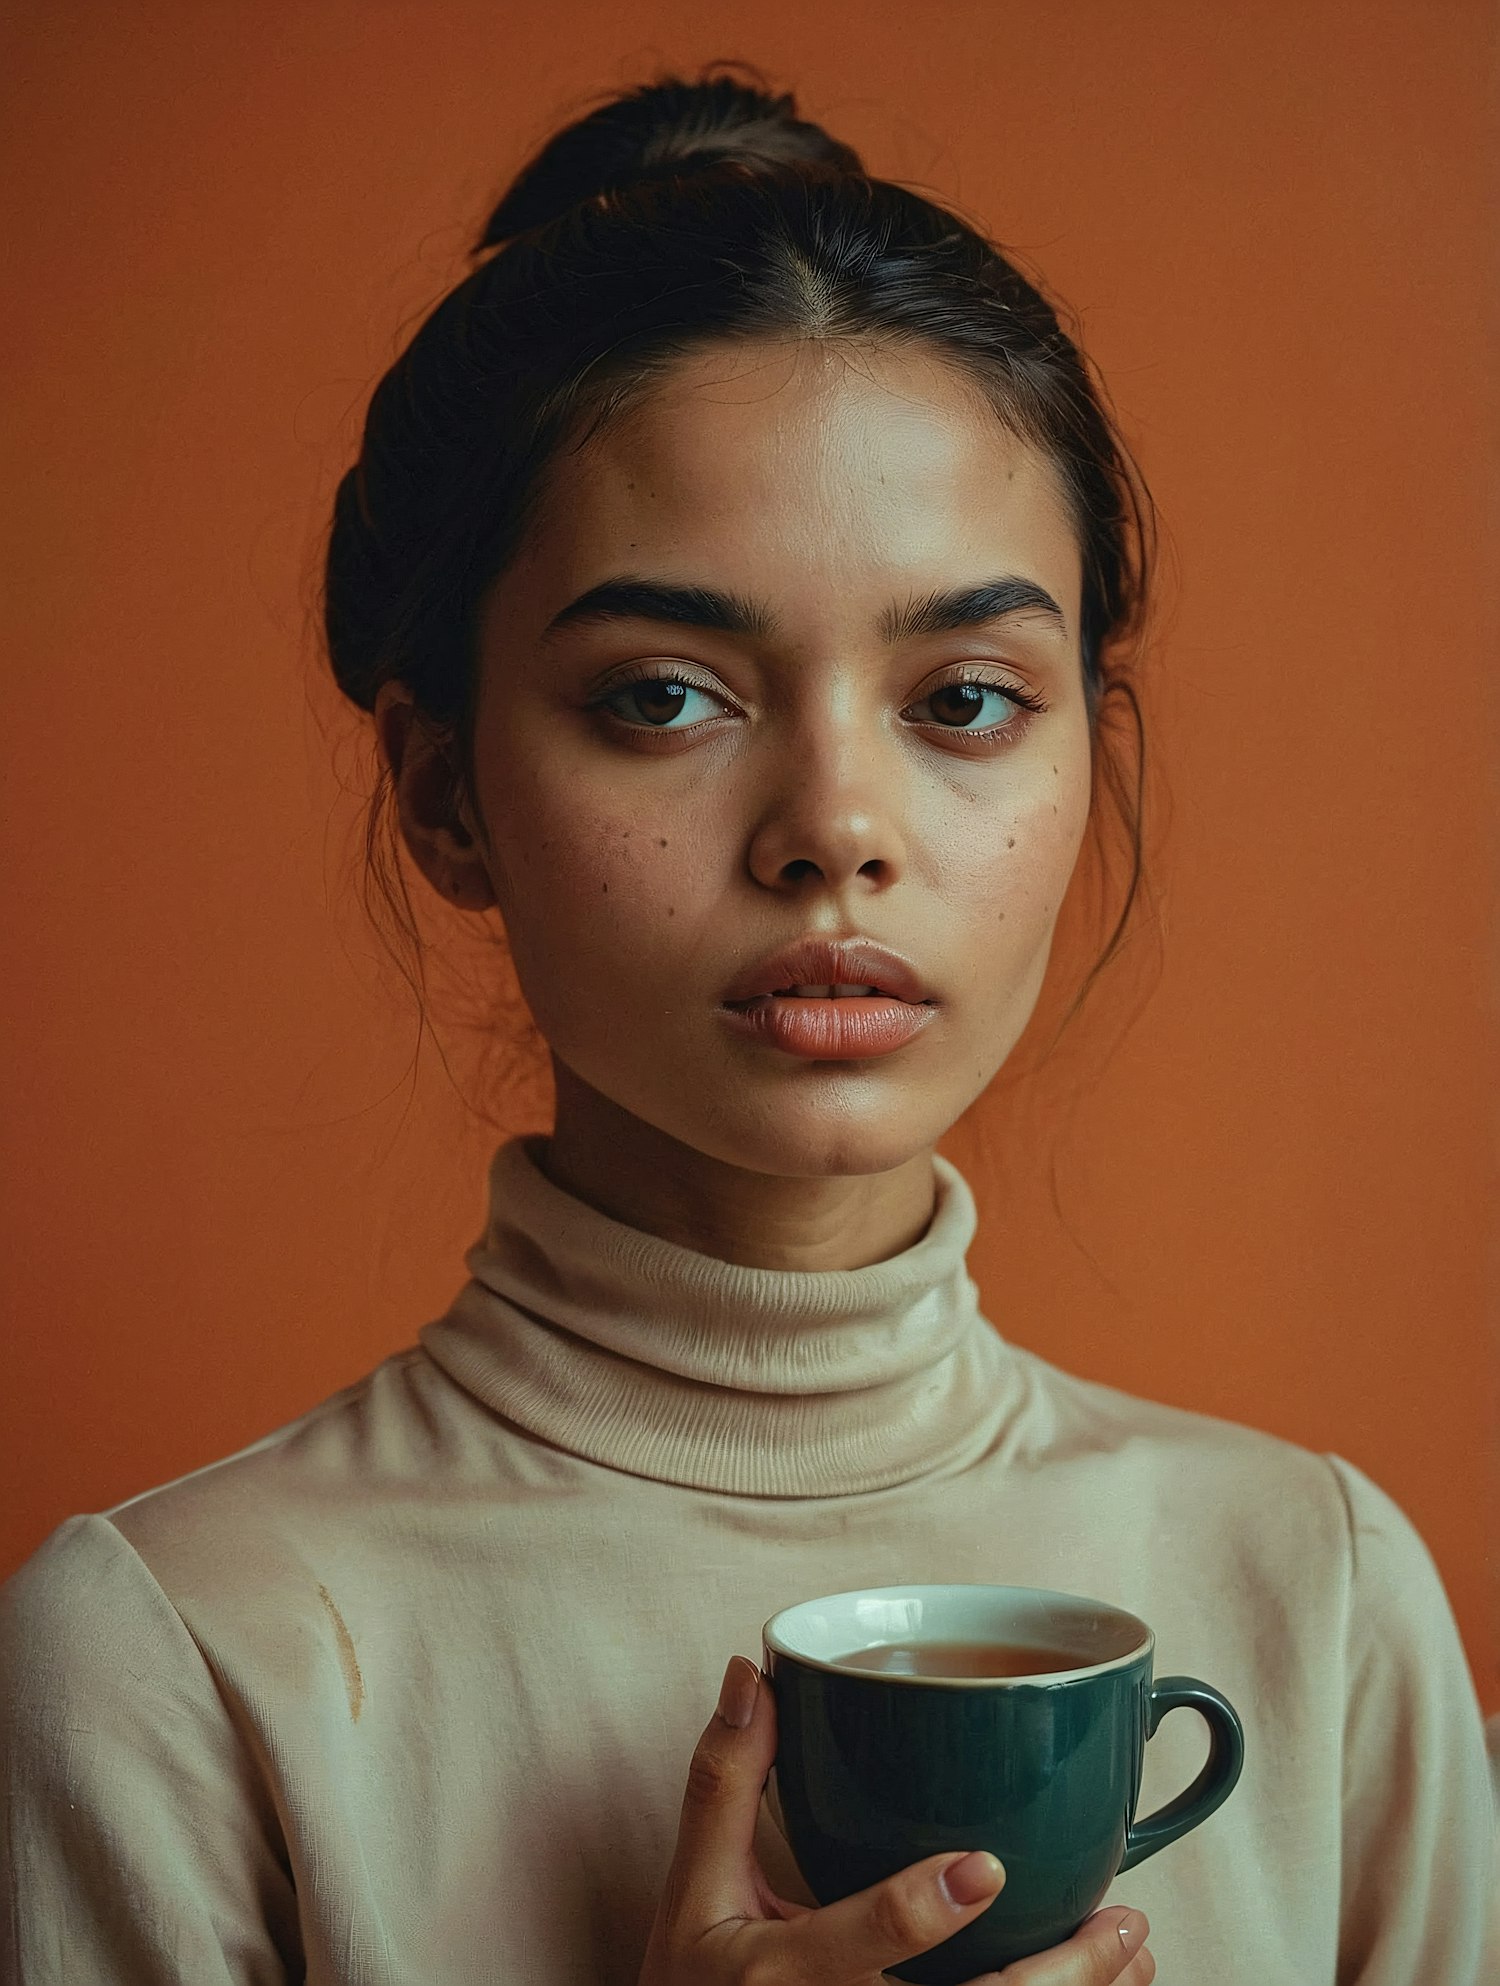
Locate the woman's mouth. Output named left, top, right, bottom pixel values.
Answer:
left=773, top=983, right=877, bottom=996
left=719, top=987, right=938, bottom=1059
left=717, top=934, right=937, bottom=1057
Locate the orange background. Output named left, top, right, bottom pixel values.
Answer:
left=2, top=1, right=1495, bottom=1716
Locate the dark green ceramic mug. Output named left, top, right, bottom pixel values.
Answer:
left=762, top=1583, right=1244, bottom=1985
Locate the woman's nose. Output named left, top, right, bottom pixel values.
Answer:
left=744, top=731, right=909, bottom=894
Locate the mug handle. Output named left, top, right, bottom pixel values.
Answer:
left=1119, top=1675, right=1245, bottom=1873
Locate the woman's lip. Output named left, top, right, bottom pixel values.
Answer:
left=721, top=938, right=931, bottom=1005
left=718, top=993, right=938, bottom=1060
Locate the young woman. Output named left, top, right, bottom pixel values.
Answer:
left=2, top=64, right=1494, bottom=1986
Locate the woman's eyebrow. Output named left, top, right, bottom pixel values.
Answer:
left=542, top=579, right=775, bottom=641
left=884, top=579, right=1068, bottom=643
left=539, top=575, right=1069, bottom=644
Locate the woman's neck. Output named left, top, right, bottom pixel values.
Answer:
left=541, top=1058, right=938, bottom=1272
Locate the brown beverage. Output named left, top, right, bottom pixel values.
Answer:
left=834, top=1639, right=1087, bottom=1678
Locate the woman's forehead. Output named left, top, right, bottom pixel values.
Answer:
left=580, top=337, right=1047, bottom=491
left=511, top=340, right=1082, bottom=626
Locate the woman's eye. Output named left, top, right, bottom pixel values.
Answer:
left=600, top=676, right=728, bottom=728
left=907, top=681, right=1030, bottom=730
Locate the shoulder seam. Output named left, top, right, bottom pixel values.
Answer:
left=23, top=1515, right=252, bottom=1738
left=66, top=1514, right=290, bottom=1855
left=1317, top=1451, right=1361, bottom=1690
left=1320, top=1451, right=1359, bottom=1550
left=80, top=1512, right=227, bottom=1676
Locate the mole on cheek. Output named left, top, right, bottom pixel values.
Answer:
left=1007, top=837, right=1015, bottom=849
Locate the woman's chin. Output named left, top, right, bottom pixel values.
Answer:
left=548, top=1039, right=982, bottom=1180
left=659, top=1101, right=960, bottom=1183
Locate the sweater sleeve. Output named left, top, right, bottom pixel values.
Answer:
left=0, top=1512, right=300, bottom=1984
left=1325, top=1455, right=1500, bottom=1984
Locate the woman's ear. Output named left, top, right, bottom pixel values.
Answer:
left=372, top=680, right=497, bottom=913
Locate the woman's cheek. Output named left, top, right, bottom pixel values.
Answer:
left=952, top=786, right=1087, bottom=1063
left=493, top=802, right=679, bottom=1004
left=949, top=774, right=1085, bottom=929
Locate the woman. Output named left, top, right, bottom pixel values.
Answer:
left=2, top=64, right=1494, bottom=1986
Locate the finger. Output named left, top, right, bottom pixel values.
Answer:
left=986, top=1907, right=1151, bottom=1985
left=662, top=1656, right=777, bottom=1933
left=778, top=1845, right=1006, bottom=1985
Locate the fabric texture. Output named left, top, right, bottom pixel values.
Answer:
left=2, top=1135, right=1496, bottom=1983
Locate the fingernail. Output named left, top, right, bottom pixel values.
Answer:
left=716, top=1655, right=758, bottom=1729
left=940, top=1851, right=1005, bottom=1907
left=1117, top=1911, right=1148, bottom=1955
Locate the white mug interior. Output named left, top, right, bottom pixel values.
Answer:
left=762, top=1582, right=1153, bottom=1686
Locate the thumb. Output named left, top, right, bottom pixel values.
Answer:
left=784, top=1847, right=1006, bottom=1982
left=666, top=1656, right=777, bottom=1927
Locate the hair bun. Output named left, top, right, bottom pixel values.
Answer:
left=476, top=63, right=864, bottom=251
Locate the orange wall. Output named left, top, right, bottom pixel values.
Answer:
left=2, top=0, right=1495, bottom=1715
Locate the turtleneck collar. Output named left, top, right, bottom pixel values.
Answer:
left=418, top=1134, right=1016, bottom=1498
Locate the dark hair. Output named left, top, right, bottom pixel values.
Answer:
left=322, top=60, right=1158, bottom=1085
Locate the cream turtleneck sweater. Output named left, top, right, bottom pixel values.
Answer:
left=2, top=1138, right=1495, bottom=1983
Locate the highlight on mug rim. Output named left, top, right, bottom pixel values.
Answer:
left=762, top=1582, right=1156, bottom=1688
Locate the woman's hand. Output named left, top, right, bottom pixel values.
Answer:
left=638, top=1656, right=1155, bottom=1986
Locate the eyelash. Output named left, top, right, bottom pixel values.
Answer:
left=592, top=665, right=1050, bottom=746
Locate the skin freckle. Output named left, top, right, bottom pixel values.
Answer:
left=1007, top=837, right=1015, bottom=848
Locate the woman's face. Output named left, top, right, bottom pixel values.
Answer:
left=463, top=337, right=1093, bottom=1178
